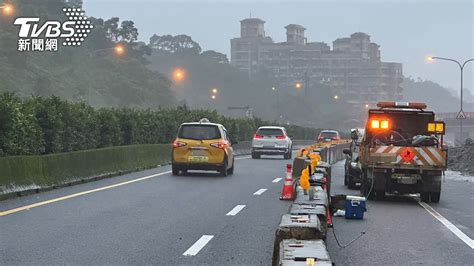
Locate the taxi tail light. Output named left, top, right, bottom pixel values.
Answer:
left=211, top=142, right=227, bottom=149
left=172, top=140, right=187, bottom=148
left=276, top=135, right=286, bottom=139
left=254, top=134, right=264, bottom=139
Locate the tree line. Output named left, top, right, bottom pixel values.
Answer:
left=0, top=93, right=319, bottom=157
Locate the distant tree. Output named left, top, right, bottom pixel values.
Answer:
left=149, top=34, right=202, bottom=55
left=66, top=0, right=83, bottom=8
left=118, top=20, right=139, bottom=43
left=201, top=50, right=229, bottom=64
left=104, top=17, right=120, bottom=41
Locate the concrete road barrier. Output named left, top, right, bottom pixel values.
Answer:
left=294, top=186, right=328, bottom=207
left=289, top=204, right=327, bottom=230
left=278, top=239, right=333, bottom=266
left=273, top=141, right=348, bottom=265
left=272, top=214, right=325, bottom=265
left=292, top=157, right=311, bottom=179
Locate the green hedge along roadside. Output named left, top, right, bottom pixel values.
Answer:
left=0, top=93, right=320, bottom=157
left=0, top=144, right=171, bottom=194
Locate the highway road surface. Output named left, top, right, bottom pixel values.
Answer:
left=327, top=161, right=474, bottom=265
left=0, top=155, right=293, bottom=265
left=1, top=155, right=473, bottom=265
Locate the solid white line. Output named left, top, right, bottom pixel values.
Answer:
left=0, top=170, right=172, bottom=217
left=418, top=201, right=474, bottom=249
left=272, top=178, right=282, bottom=183
left=182, top=235, right=214, bottom=256
left=226, top=205, right=246, bottom=216
left=253, top=188, right=267, bottom=195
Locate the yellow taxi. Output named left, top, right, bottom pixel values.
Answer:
left=172, top=118, right=235, bottom=176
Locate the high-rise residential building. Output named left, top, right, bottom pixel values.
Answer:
left=230, top=18, right=403, bottom=107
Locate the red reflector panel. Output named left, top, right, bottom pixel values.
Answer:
left=401, top=148, right=415, bottom=162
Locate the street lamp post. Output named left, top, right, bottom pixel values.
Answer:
left=86, top=45, right=126, bottom=104
left=429, top=56, right=474, bottom=143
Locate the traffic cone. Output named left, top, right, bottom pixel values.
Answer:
left=280, top=164, right=295, bottom=200
left=286, top=164, right=292, bottom=179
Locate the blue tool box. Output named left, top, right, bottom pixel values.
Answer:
left=345, top=196, right=366, bottom=219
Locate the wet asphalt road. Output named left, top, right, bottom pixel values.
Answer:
left=327, top=161, right=474, bottom=265
left=1, top=156, right=473, bottom=265
left=0, top=155, right=293, bottom=265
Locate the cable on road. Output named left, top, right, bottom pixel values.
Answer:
left=331, top=222, right=366, bottom=249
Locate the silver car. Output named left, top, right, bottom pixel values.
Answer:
left=251, top=126, right=292, bottom=159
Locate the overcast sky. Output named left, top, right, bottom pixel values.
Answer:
left=84, top=0, right=473, bottom=97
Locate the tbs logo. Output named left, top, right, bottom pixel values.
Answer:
left=13, top=7, right=93, bottom=51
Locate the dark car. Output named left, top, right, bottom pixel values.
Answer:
left=317, top=130, right=340, bottom=142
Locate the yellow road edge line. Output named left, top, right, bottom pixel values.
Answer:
left=0, top=171, right=171, bottom=217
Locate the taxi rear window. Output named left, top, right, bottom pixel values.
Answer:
left=178, top=125, right=221, bottom=140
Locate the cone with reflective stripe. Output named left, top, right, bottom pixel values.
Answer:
left=280, top=164, right=295, bottom=200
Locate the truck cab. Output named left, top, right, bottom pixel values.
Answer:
left=359, top=102, right=447, bottom=202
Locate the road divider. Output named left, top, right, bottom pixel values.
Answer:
left=272, top=141, right=349, bottom=265
left=279, top=239, right=332, bottom=266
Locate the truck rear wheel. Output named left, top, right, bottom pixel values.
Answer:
left=430, top=192, right=440, bottom=203
left=420, top=192, right=430, bottom=202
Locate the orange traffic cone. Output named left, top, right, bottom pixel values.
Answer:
left=286, top=164, right=292, bottom=179
left=280, top=164, right=295, bottom=200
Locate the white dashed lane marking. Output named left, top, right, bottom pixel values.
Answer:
left=253, top=188, right=267, bottom=195
left=182, top=235, right=214, bottom=256
left=272, top=178, right=282, bottom=183
left=226, top=205, right=246, bottom=216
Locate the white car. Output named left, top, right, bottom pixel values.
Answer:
left=251, top=126, right=292, bottom=159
